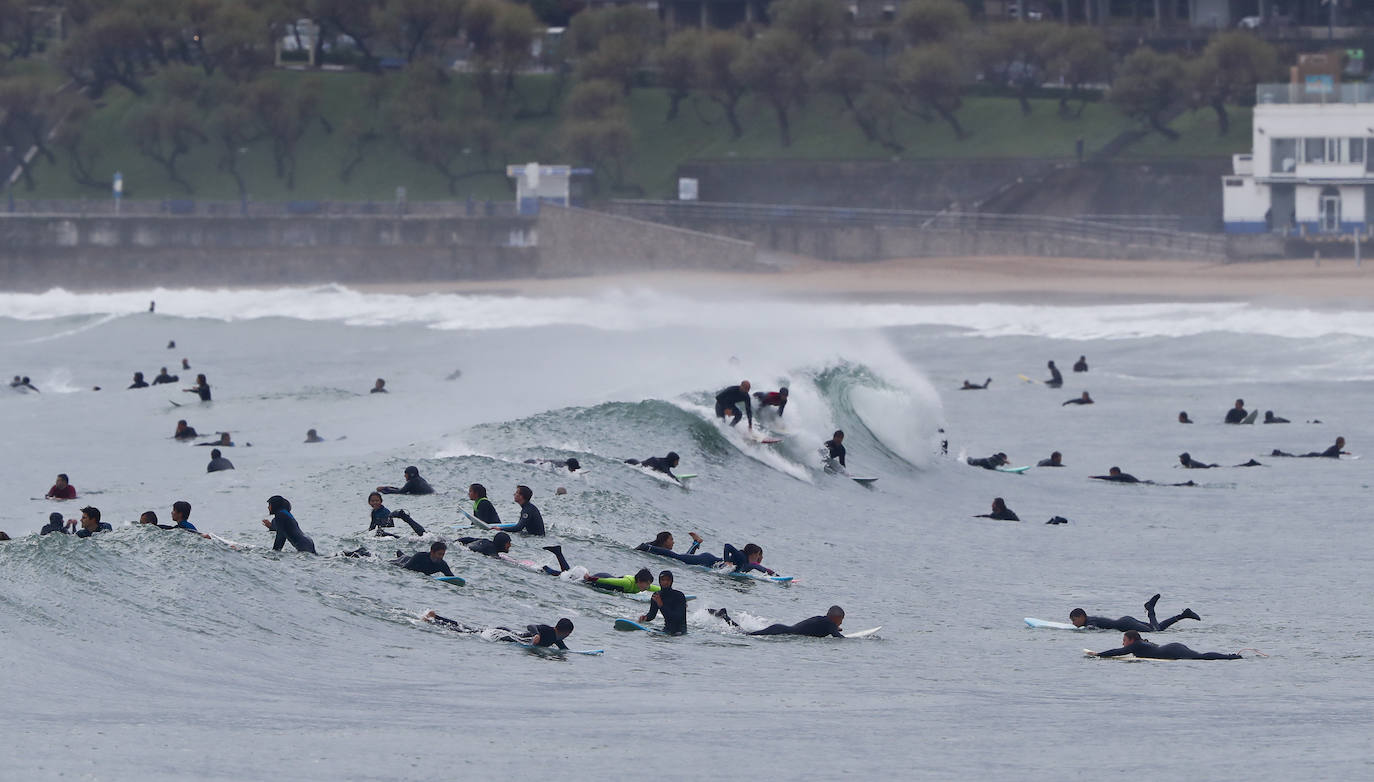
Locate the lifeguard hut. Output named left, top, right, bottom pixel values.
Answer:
left=506, top=163, right=588, bottom=215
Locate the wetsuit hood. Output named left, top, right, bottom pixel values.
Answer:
left=268, top=495, right=291, bottom=513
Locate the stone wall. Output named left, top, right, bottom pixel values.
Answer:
left=0, top=215, right=538, bottom=290
left=533, top=204, right=758, bottom=275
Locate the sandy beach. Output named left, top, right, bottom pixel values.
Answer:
left=358, top=255, right=1374, bottom=305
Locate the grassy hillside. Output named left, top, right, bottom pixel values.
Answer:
left=14, top=70, right=1251, bottom=203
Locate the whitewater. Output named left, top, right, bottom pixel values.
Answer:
left=2, top=286, right=1372, bottom=780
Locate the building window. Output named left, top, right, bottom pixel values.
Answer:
left=1271, top=138, right=1296, bottom=173
left=1352, top=138, right=1365, bottom=164
left=1328, top=138, right=1342, bottom=163
left=1304, top=138, right=1325, bottom=164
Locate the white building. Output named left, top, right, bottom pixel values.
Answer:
left=1224, top=82, right=1374, bottom=236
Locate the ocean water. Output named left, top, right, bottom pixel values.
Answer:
left=2, top=286, right=1372, bottom=780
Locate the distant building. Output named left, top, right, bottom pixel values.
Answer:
left=1224, top=78, right=1374, bottom=236
left=582, top=0, right=898, bottom=29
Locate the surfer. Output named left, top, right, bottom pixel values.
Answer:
left=1045, top=361, right=1063, bottom=388
left=823, top=431, right=847, bottom=470
left=45, top=474, right=77, bottom=500
left=1090, top=466, right=1139, bottom=483
left=392, top=541, right=455, bottom=577
left=74, top=507, right=111, bottom=538
left=1178, top=411, right=1193, bottom=424
left=181, top=358, right=191, bottom=371
left=261, top=495, right=317, bottom=554
left=1263, top=411, right=1290, bottom=424
left=1070, top=595, right=1201, bottom=632
left=509, top=485, right=545, bottom=536
left=174, top=420, right=199, bottom=440
left=1224, top=398, right=1247, bottom=424
left=1073, top=356, right=1088, bottom=372
left=1178, top=452, right=1217, bottom=469
left=1271, top=436, right=1345, bottom=458
left=184, top=374, right=211, bottom=402
left=152, top=367, right=178, bottom=385
left=196, top=432, right=234, bottom=447
left=542, top=547, right=658, bottom=592
left=966, top=452, right=1008, bottom=470
left=371, top=378, right=388, bottom=394
left=625, top=452, right=680, bottom=481
left=961, top=378, right=992, bottom=390
left=467, top=483, right=502, bottom=527
left=715, top=380, right=753, bottom=429
left=1037, top=452, right=1064, bottom=468
left=1089, top=630, right=1240, bottom=660
left=973, top=497, right=1019, bottom=521
left=524, top=457, right=582, bottom=472
left=457, top=531, right=512, bottom=557
left=128, top=372, right=149, bottom=389
left=753, top=386, right=789, bottom=416
left=20, top=376, right=39, bottom=392
left=423, top=612, right=575, bottom=650
left=40, top=511, right=68, bottom=535
left=1062, top=391, right=1093, bottom=406
left=206, top=448, right=235, bottom=472
left=377, top=466, right=434, bottom=495
left=367, top=492, right=425, bottom=536
left=639, top=570, right=688, bottom=635
left=305, top=429, right=324, bottom=443
left=746, top=606, right=846, bottom=638
left=637, top=533, right=777, bottom=575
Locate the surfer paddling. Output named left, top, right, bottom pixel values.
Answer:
left=1070, top=594, right=1200, bottom=631
left=424, top=612, right=575, bottom=649
left=1088, top=630, right=1241, bottom=660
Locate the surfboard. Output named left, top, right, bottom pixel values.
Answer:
left=1025, top=617, right=1083, bottom=630
left=459, top=508, right=517, bottom=531
left=996, top=465, right=1032, bottom=474
left=1242, top=409, right=1259, bottom=424
left=433, top=575, right=466, bottom=586
left=516, top=643, right=604, bottom=656
left=851, top=477, right=878, bottom=485
left=614, top=618, right=667, bottom=635
left=676, top=474, right=698, bottom=480
left=843, top=626, right=882, bottom=639
left=1017, top=374, right=1039, bottom=384
left=690, top=564, right=794, bottom=584
left=757, top=438, right=783, bottom=445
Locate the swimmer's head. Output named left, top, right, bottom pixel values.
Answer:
left=1070, top=608, right=1087, bottom=627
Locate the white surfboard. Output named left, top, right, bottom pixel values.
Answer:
left=843, top=626, right=882, bottom=639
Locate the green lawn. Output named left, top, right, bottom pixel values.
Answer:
left=1120, top=106, right=1252, bottom=159
left=11, top=69, right=1242, bottom=202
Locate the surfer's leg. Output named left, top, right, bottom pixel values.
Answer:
left=543, top=544, right=572, bottom=572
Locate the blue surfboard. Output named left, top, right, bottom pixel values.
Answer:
left=515, top=643, right=604, bottom=656
left=433, top=575, right=466, bottom=586
left=614, top=618, right=667, bottom=635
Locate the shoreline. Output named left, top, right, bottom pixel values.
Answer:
left=350, top=256, right=1374, bottom=307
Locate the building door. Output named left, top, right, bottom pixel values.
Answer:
left=1320, top=187, right=1342, bottom=232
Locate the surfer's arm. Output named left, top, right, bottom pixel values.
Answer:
left=1095, top=645, right=1130, bottom=658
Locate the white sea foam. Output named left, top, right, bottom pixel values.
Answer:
left=2, top=286, right=1371, bottom=340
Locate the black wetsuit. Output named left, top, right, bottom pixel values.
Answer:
left=1062, top=398, right=1092, bottom=406
left=40, top=520, right=69, bottom=535
left=75, top=522, right=112, bottom=538
left=1046, top=365, right=1063, bottom=388
left=977, top=508, right=1020, bottom=521
left=1036, top=458, right=1062, bottom=467
left=638, top=542, right=769, bottom=574
left=521, top=624, right=567, bottom=649
left=268, top=510, right=316, bottom=554
left=471, top=497, right=502, bottom=526
left=128, top=379, right=148, bottom=389
left=966, top=455, right=1003, bottom=470
left=749, top=616, right=844, bottom=638
left=1097, top=640, right=1239, bottom=660
left=1073, top=359, right=1088, bottom=372
left=175, top=428, right=199, bottom=440
left=636, top=456, right=678, bottom=479
left=152, top=372, right=178, bottom=385
left=824, top=439, right=846, bottom=468
left=1091, top=473, right=1140, bottom=483
left=644, top=587, right=689, bottom=635
left=1225, top=408, right=1247, bottom=424
left=1180, top=456, right=1216, bottom=469
left=190, top=383, right=211, bottom=402
left=715, top=385, right=753, bottom=427
left=1264, top=414, right=1290, bottom=424
left=195, top=441, right=233, bottom=447
left=393, top=551, right=454, bottom=577
left=1083, top=604, right=1191, bottom=632
left=1271, top=444, right=1341, bottom=458
left=379, top=476, right=434, bottom=495
left=510, top=502, right=545, bottom=536
left=206, top=456, right=235, bottom=472
left=459, top=537, right=503, bottom=557
left=369, top=505, right=396, bottom=534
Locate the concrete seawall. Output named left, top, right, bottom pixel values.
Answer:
left=0, top=207, right=760, bottom=290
